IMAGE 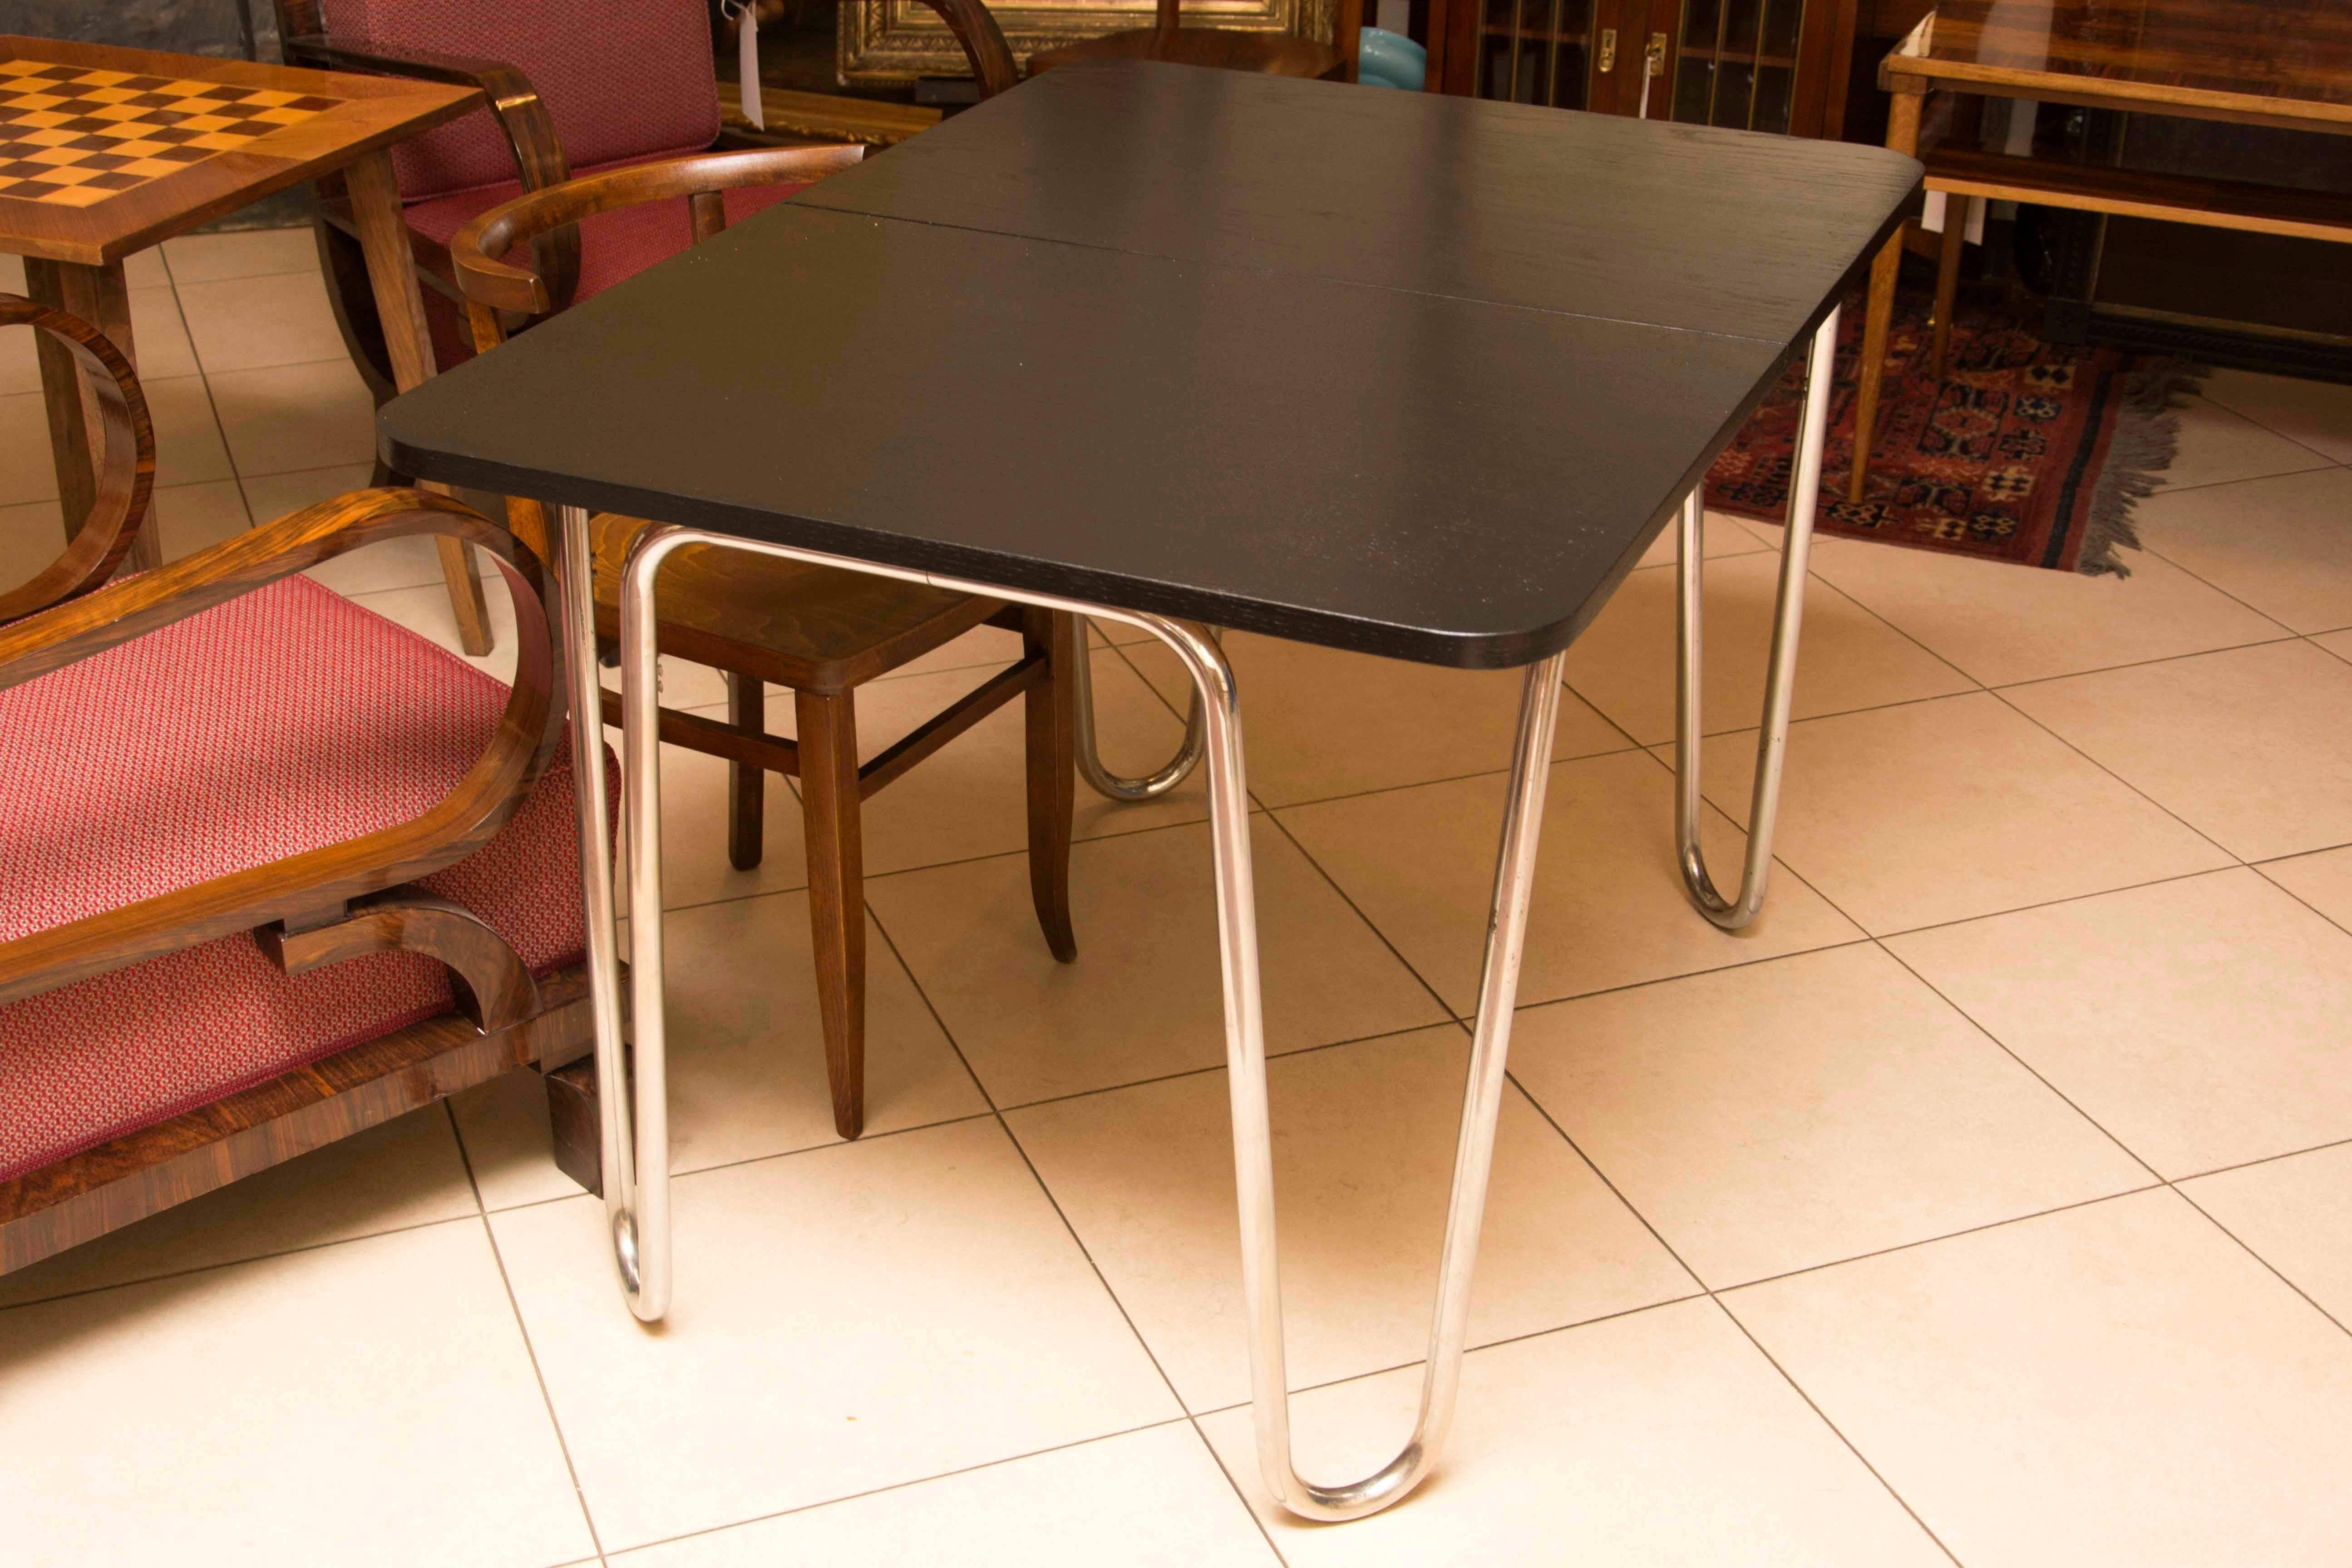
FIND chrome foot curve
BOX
[1072,620,1210,800]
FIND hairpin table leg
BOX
[554,503,656,1319]
[1071,620,1211,801]
[1187,635,1569,1520]
[611,526,1566,1520]
[1676,303,1840,932]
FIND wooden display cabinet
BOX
[1428,0,1859,140]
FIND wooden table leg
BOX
[344,146,494,657]
[1848,84,1923,504]
[1931,192,1969,380]
[24,255,160,575]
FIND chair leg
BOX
[1024,607,1080,963]
[796,687,867,1140]
[727,670,764,871]
[1930,194,1969,381]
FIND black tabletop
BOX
[381,64,1917,669]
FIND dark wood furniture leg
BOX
[1849,83,1923,503]
[796,685,867,1140]
[24,256,158,575]
[1025,608,1080,963]
[1931,193,1969,380]
[727,669,765,871]
[344,147,496,657]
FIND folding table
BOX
[380,60,1915,1521]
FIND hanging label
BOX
[732,1,764,129]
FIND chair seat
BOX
[1026,27,1342,78]
[589,512,1005,691]
[0,575,601,1183]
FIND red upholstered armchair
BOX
[0,296,604,1277]
[270,0,1019,382]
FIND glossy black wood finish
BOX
[381,64,1917,670]
[796,64,1921,345]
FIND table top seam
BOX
[784,197,1805,349]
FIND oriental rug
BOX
[1706,283,2202,575]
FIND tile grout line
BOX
[1870,944,2165,1185]
[1707,1297,1970,1566]
[1980,631,2304,693]
[0,1207,487,1318]
[443,1101,616,1568]
[1258,807,1470,1025]
[2178,381,2352,472]
[582,1412,1207,1562]
[858,896,1315,1560]
[859,903,1211,1410]
[1983,684,2246,864]
[1496,1017,1967,1563]
[2249,857,2352,945]
[1260,722,1970,1556]
[2170,1183,2352,1343]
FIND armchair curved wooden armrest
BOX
[0,296,153,625]
[914,0,1021,98]
[448,143,867,318]
[0,486,565,1009]
[281,29,582,309]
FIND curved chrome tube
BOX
[1208,645,1567,1520]
[554,503,661,1321]
[1676,303,1840,931]
[602,523,1569,1520]
[1071,621,1209,800]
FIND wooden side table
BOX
[1849,0,2352,502]
[0,35,491,649]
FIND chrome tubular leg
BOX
[1676,302,1840,931]
[1183,641,1567,1521]
[1072,620,1209,801]
[556,504,650,1315]
[613,525,700,1323]
[607,527,1567,1518]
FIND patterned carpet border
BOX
[1706,284,2206,576]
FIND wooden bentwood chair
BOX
[266,0,1020,651]
[0,295,602,1277]
[449,146,1081,1144]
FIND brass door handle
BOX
[1598,27,1617,73]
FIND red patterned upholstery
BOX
[322,0,722,200]
[0,574,600,1182]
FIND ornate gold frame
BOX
[838,0,1338,85]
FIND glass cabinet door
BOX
[1662,0,1808,135]
[1473,0,1601,110]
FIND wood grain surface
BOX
[1888,0,2352,132]
[0,34,474,265]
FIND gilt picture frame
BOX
[838,0,1339,84]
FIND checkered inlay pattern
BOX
[0,57,340,208]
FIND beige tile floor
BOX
[8,231,2352,1565]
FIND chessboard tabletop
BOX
[0,36,475,265]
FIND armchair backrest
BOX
[298,0,724,199]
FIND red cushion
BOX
[323,0,723,200]
[0,574,606,1182]
[408,164,810,372]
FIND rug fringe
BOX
[2077,356,2209,577]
